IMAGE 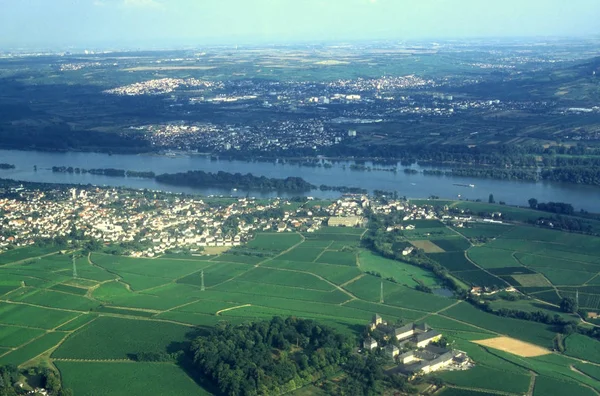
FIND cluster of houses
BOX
[0,186,326,257]
[363,314,470,377]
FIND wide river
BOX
[1,149,599,211]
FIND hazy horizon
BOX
[0,0,599,49]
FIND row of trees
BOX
[528,199,575,215]
[156,170,315,192]
[51,166,156,178]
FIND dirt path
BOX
[260,265,357,301]
[216,304,252,316]
[207,232,306,289]
[443,385,517,396]
[340,274,365,287]
[527,371,537,396]
[312,241,334,263]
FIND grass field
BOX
[56,361,210,396]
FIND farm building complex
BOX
[364,314,470,376]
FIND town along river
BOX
[1,149,600,212]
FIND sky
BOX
[0,0,599,49]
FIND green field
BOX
[0,247,61,265]
[533,375,597,396]
[0,331,67,366]
[358,250,440,287]
[441,302,557,347]
[56,361,210,396]
[467,246,522,269]
[52,317,191,360]
[0,325,45,348]
[315,250,357,266]
[0,212,598,395]
[246,232,303,251]
[439,366,531,394]
[564,334,600,364]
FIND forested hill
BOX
[188,317,405,396]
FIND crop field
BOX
[211,280,349,304]
[56,362,210,396]
[235,267,335,291]
[92,254,213,278]
[210,254,263,265]
[439,366,531,394]
[177,262,251,288]
[533,376,596,396]
[0,286,17,297]
[430,238,471,252]
[453,223,514,239]
[13,289,99,311]
[473,336,551,357]
[245,232,303,251]
[0,331,68,366]
[49,284,89,296]
[486,266,536,276]
[404,227,457,240]
[1,216,599,395]
[428,252,478,271]
[535,268,596,286]
[511,273,553,287]
[0,325,45,348]
[441,303,557,347]
[0,303,78,329]
[315,250,357,266]
[467,247,521,269]
[564,334,600,364]
[0,246,61,265]
[574,364,600,381]
[55,314,98,331]
[52,317,191,360]
[358,250,440,286]
[410,240,445,253]
[264,260,362,285]
[531,289,563,305]
[277,247,325,262]
[516,253,600,273]
[453,270,505,288]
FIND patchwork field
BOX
[0,224,598,395]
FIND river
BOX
[1,149,599,211]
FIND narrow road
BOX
[216,304,252,316]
